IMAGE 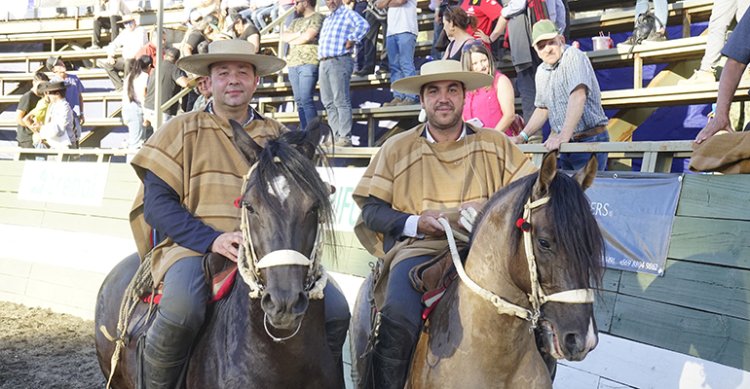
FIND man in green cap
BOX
[513,19,610,171]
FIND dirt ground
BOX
[0,302,104,389]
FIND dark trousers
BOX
[93,15,121,47]
[431,21,444,60]
[379,255,429,344]
[355,1,387,73]
[371,255,432,388]
[100,57,130,90]
[145,255,351,387]
[515,64,538,123]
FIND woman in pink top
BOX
[461,43,517,136]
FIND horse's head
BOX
[237,120,334,335]
[519,152,604,361]
[472,151,604,362]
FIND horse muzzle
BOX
[539,317,598,361]
[261,289,309,330]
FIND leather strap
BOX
[572,125,607,141]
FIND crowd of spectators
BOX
[13,0,748,167]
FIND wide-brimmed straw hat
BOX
[46,56,62,71]
[391,60,494,95]
[38,81,66,93]
[117,14,137,24]
[176,39,285,77]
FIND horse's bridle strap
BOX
[438,193,596,328]
[256,249,313,269]
[540,289,594,304]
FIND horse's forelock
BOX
[245,136,336,255]
[472,172,604,289]
[548,174,605,289]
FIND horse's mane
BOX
[474,172,604,289]
[247,130,336,251]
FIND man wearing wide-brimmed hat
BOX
[37,81,77,149]
[47,56,85,137]
[351,59,537,388]
[128,39,351,388]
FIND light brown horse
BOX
[351,152,604,388]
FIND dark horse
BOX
[95,125,343,388]
[350,152,605,388]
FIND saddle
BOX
[408,248,462,321]
[142,253,238,305]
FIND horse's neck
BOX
[418,279,539,379]
[454,280,535,346]
[437,243,537,357]
[463,243,530,308]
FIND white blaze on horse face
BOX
[268,175,291,202]
[585,318,598,351]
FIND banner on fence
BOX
[18,161,109,206]
[318,167,682,275]
[585,174,682,275]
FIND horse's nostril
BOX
[292,292,309,315]
[261,293,277,314]
[564,332,582,353]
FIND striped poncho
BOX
[129,110,287,286]
[352,123,537,306]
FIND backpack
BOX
[627,11,656,55]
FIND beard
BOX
[426,103,463,131]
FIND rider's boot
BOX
[326,317,350,388]
[371,314,417,389]
[141,312,194,389]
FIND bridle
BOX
[235,160,328,341]
[440,194,594,329]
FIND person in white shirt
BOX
[123,56,152,149]
[92,0,130,49]
[38,82,76,149]
[97,14,148,91]
[377,0,419,106]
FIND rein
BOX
[439,195,594,329]
[236,160,327,291]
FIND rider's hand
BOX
[417,210,445,237]
[211,231,243,262]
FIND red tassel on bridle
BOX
[515,218,531,232]
[234,196,243,208]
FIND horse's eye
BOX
[538,238,551,249]
[244,203,256,214]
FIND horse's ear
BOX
[230,119,262,163]
[572,154,597,191]
[534,150,558,198]
[299,117,330,159]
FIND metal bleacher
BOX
[0,0,738,153]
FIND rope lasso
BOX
[100,252,156,389]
